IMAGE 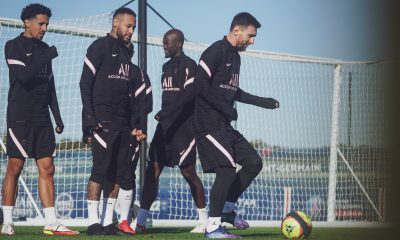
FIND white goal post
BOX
[0,14,392,227]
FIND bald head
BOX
[163,29,184,58]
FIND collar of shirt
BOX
[222,36,238,52]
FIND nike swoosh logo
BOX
[226,63,232,67]
[112,54,118,57]
[26,53,32,56]
[179,150,185,156]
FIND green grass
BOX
[0,226,397,239]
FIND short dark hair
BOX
[21,3,52,21]
[165,29,184,45]
[230,12,261,31]
[112,7,136,20]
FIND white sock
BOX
[197,207,208,225]
[136,208,149,226]
[43,207,58,225]
[101,198,116,227]
[223,201,236,213]
[2,206,14,224]
[206,216,221,232]
[87,200,100,226]
[117,189,133,222]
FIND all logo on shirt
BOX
[118,64,130,77]
[37,65,52,80]
[162,76,180,91]
[220,73,239,91]
[108,63,130,81]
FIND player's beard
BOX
[237,43,248,52]
[117,29,132,44]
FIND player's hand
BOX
[131,128,146,141]
[137,133,147,142]
[83,135,92,144]
[55,125,64,134]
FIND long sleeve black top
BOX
[5,33,62,128]
[156,54,197,137]
[193,36,279,135]
[79,34,146,132]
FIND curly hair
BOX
[20,3,52,21]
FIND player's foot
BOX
[221,211,249,229]
[190,223,206,233]
[135,224,146,234]
[103,223,124,235]
[87,223,104,235]
[1,223,15,235]
[43,223,80,235]
[118,220,136,235]
[205,226,241,238]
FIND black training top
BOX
[157,53,197,137]
[193,36,279,135]
[5,33,63,128]
[80,34,146,132]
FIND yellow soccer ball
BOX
[281,210,312,239]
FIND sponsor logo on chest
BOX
[108,63,130,81]
[220,73,239,91]
[162,76,180,91]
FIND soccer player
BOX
[193,12,279,238]
[1,3,79,236]
[80,7,146,235]
[135,29,208,233]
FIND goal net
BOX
[0,14,391,226]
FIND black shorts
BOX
[6,126,56,159]
[91,129,137,184]
[149,124,196,167]
[196,127,259,173]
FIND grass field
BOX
[0,226,397,239]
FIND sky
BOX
[0,0,397,61]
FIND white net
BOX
[0,14,391,225]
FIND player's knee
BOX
[38,164,55,177]
[244,156,263,174]
[180,165,195,179]
[89,173,105,185]
[6,164,23,176]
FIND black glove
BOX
[265,98,279,109]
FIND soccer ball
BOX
[281,210,312,239]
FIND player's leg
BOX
[178,137,207,233]
[206,166,241,238]
[1,157,24,235]
[114,131,137,235]
[35,126,79,235]
[222,132,263,229]
[136,126,165,233]
[2,127,32,235]
[86,129,113,235]
[180,163,208,233]
[98,131,129,235]
[196,132,241,238]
